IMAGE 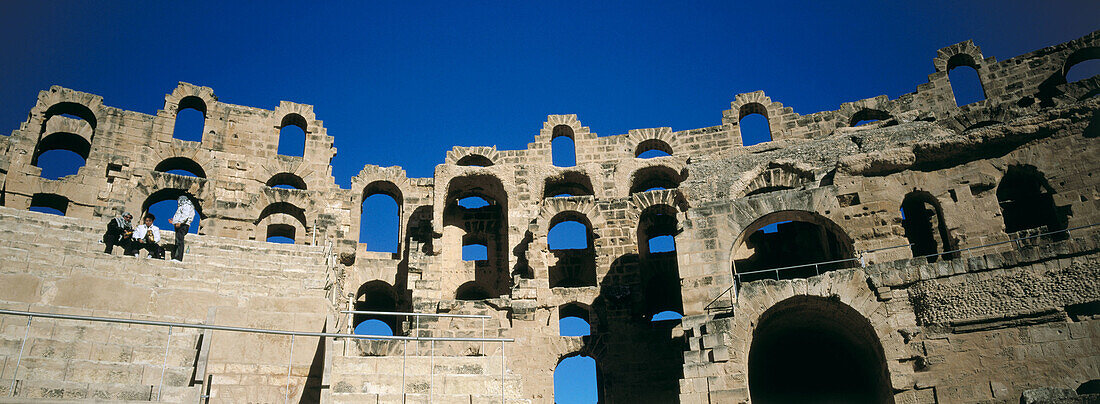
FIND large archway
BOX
[732,210,855,282]
[748,295,893,404]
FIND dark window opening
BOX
[266,223,295,244]
[559,303,592,337]
[455,281,493,301]
[143,189,202,235]
[277,114,307,157]
[548,212,597,288]
[849,109,891,127]
[733,212,854,282]
[552,125,576,167]
[947,55,985,106]
[44,102,97,130]
[354,280,400,335]
[154,157,206,178]
[267,172,307,190]
[456,154,494,167]
[748,296,893,404]
[444,174,509,296]
[172,96,206,142]
[555,356,599,404]
[1063,47,1100,83]
[635,139,673,158]
[638,205,683,320]
[629,166,682,194]
[997,165,1067,236]
[739,103,771,146]
[745,186,794,198]
[32,132,90,180]
[901,191,955,261]
[29,193,68,216]
[544,172,594,199]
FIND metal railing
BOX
[0,308,513,403]
[704,222,1100,311]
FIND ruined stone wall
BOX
[0,30,1097,403]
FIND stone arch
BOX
[731,162,816,199]
[138,188,205,228]
[997,164,1067,235]
[270,101,316,158]
[29,193,69,215]
[628,165,686,194]
[730,209,855,282]
[542,170,595,199]
[554,351,606,403]
[849,108,892,127]
[933,40,986,73]
[171,95,208,142]
[443,173,510,295]
[901,190,957,261]
[625,127,677,158]
[354,280,401,334]
[536,115,593,165]
[31,132,91,177]
[41,100,99,132]
[254,202,309,244]
[447,146,500,167]
[746,293,895,403]
[942,105,1011,134]
[154,157,207,178]
[1061,46,1100,81]
[266,172,307,190]
[545,209,599,288]
[455,281,494,300]
[558,302,595,336]
[636,204,684,319]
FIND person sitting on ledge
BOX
[126,213,165,259]
[103,211,133,254]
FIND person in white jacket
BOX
[168,196,196,262]
[126,213,165,259]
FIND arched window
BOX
[739,103,771,146]
[462,234,488,261]
[1063,47,1100,84]
[172,96,206,142]
[456,154,494,167]
[32,132,90,180]
[444,174,510,297]
[559,303,592,337]
[551,125,576,167]
[629,166,682,194]
[354,280,399,335]
[555,355,599,404]
[544,172,594,199]
[43,102,97,131]
[455,281,493,301]
[849,109,891,127]
[997,165,1065,235]
[548,212,597,288]
[277,114,307,157]
[266,223,295,244]
[900,191,954,261]
[266,172,307,190]
[154,157,206,178]
[360,181,402,253]
[638,205,683,321]
[947,54,985,106]
[29,193,68,216]
[732,211,855,282]
[143,190,202,235]
[635,139,673,159]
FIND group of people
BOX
[102,196,196,262]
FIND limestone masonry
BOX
[0,31,1099,403]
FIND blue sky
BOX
[4,3,1098,402]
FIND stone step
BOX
[331,392,531,404]
[0,377,198,402]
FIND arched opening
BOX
[997,165,1066,236]
[544,171,594,198]
[354,280,400,335]
[850,109,891,127]
[255,202,308,243]
[462,234,488,261]
[32,132,90,180]
[456,154,494,167]
[638,205,683,321]
[559,303,592,337]
[266,223,295,244]
[277,114,307,157]
[444,174,509,296]
[548,211,597,288]
[555,355,600,404]
[154,157,206,178]
[43,102,97,131]
[29,193,68,216]
[748,296,893,404]
[947,54,985,106]
[744,186,794,197]
[901,191,955,261]
[629,166,682,194]
[551,125,576,167]
[635,139,673,158]
[172,96,206,142]
[1063,47,1100,84]
[739,103,771,146]
[360,181,402,253]
[142,189,202,235]
[455,281,493,301]
[267,172,307,190]
[732,211,855,282]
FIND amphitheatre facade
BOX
[0,31,1098,403]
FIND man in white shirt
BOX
[126,213,165,259]
[168,196,196,262]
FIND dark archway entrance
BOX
[748,296,893,404]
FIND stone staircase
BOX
[330,349,528,404]
[0,206,334,402]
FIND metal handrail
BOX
[703,222,1100,311]
[0,309,511,342]
[340,310,492,319]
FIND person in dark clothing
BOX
[103,211,133,254]
[168,196,196,262]
[125,213,165,259]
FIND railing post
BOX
[415,316,420,355]
[480,317,486,355]
[501,341,505,404]
[402,339,407,404]
[9,316,31,397]
[774,269,780,281]
[158,325,173,401]
[284,335,294,404]
[429,340,434,402]
[814,263,819,276]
